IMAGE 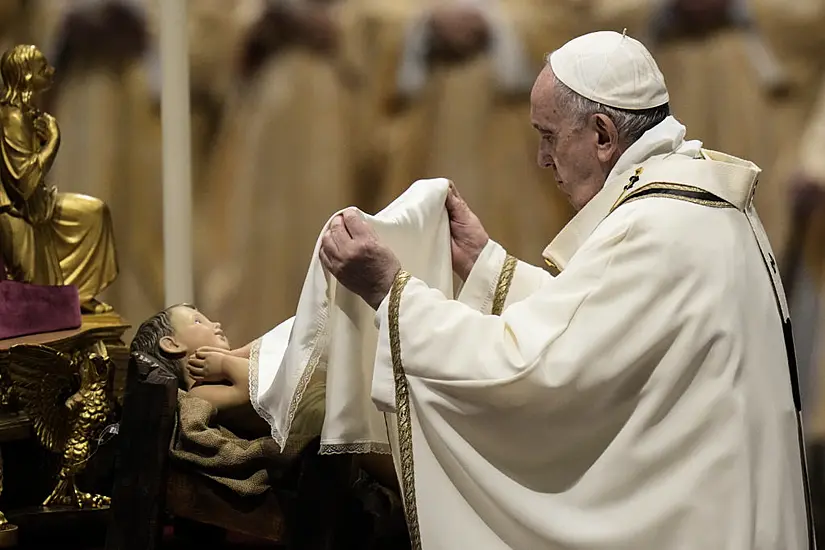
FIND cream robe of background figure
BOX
[362,0,580,264]
[588,0,825,262]
[793,80,825,448]
[199,0,370,346]
[33,0,263,336]
[28,0,160,330]
[0,1,32,52]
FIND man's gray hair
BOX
[550,70,670,146]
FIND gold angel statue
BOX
[0,44,118,313]
[7,340,114,508]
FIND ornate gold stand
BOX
[0,312,129,545]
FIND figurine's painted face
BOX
[28,50,54,92]
[159,306,231,357]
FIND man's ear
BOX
[591,113,620,163]
[159,335,185,356]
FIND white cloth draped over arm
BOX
[251,178,456,456]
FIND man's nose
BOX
[537,151,554,170]
[537,141,554,169]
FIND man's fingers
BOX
[446,181,467,213]
[188,357,205,368]
[341,208,371,238]
[319,247,335,273]
[328,214,349,243]
[321,230,340,256]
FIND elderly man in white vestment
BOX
[319,31,813,549]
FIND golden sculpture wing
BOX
[7,344,76,453]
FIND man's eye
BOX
[194,319,201,324]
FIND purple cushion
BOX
[0,280,82,340]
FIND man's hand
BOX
[446,182,489,280]
[187,347,229,383]
[319,209,401,310]
[428,6,489,61]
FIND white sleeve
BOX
[456,239,553,314]
[371,210,681,416]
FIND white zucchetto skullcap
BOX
[549,30,669,111]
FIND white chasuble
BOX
[371,118,810,548]
[249,178,455,456]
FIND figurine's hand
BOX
[36,113,59,143]
[196,346,231,355]
[34,117,50,142]
[446,182,489,280]
[187,349,227,383]
[319,209,401,310]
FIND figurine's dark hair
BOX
[130,303,197,389]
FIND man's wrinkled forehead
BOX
[530,66,559,130]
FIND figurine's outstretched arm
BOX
[189,356,251,412]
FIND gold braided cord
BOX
[491,254,517,316]
[388,270,422,550]
[610,182,733,214]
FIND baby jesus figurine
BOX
[131,304,398,490]
[130,303,296,440]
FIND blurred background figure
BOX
[646,0,825,266]
[36,0,160,338]
[196,0,370,345]
[0,1,32,52]
[791,77,825,544]
[361,0,580,265]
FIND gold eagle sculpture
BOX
[7,340,114,508]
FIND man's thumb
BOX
[446,181,469,215]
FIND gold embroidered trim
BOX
[492,254,517,316]
[619,192,730,210]
[389,270,422,550]
[610,181,733,214]
[319,441,392,455]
